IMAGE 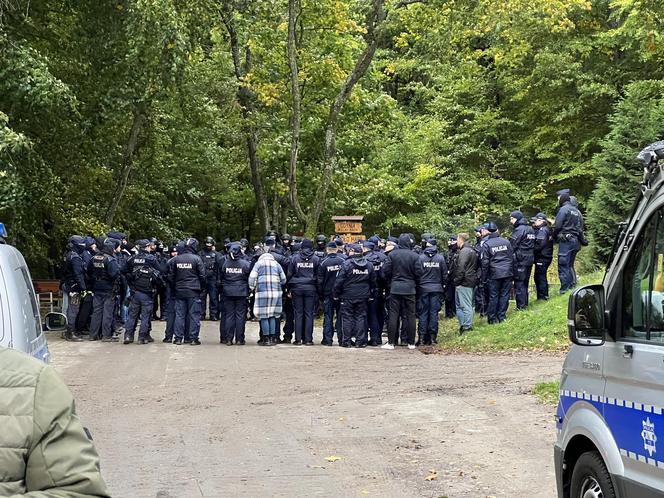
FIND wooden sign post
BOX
[332,216,365,244]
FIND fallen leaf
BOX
[325,455,342,462]
[425,470,438,481]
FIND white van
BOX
[556,141,664,497]
[0,224,63,362]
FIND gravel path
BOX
[48,321,563,498]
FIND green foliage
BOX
[532,381,561,405]
[586,80,664,263]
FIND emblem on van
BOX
[641,417,657,457]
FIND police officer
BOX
[168,238,206,345]
[62,236,87,342]
[381,234,422,349]
[87,238,122,342]
[474,226,490,316]
[199,236,219,321]
[334,243,376,348]
[480,223,514,324]
[281,233,293,256]
[417,239,447,345]
[317,242,344,345]
[509,211,536,310]
[162,244,179,343]
[74,237,97,335]
[287,238,320,345]
[444,236,458,319]
[122,240,162,344]
[554,189,584,294]
[314,234,327,259]
[218,243,252,345]
[364,238,388,346]
[108,231,130,336]
[152,240,168,320]
[532,213,554,300]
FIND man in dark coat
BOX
[380,233,422,349]
[452,233,479,334]
[317,242,344,345]
[417,239,447,345]
[167,238,206,345]
[554,189,584,294]
[62,236,87,342]
[481,223,514,324]
[444,236,458,319]
[218,243,252,345]
[87,237,122,342]
[532,213,554,300]
[287,239,320,345]
[334,244,376,348]
[509,211,536,310]
[363,239,388,346]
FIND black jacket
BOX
[534,224,554,262]
[63,248,87,293]
[167,247,206,298]
[218,256,251,297]
[333,255,376,301]
[553,201,583,240]
[86,247,120,294]
[365,250,388,289]
[509,219,536,267]
[287,248,320,292]
[380,234,422,295]
[480,233,514,281]
[199,249,219,279]
[123,250,162,294]
[418,248,447,293]
[317,253,345,298]
[452,242,479,288]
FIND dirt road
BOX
[49,321,562,498]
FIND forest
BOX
[0,0,662,277]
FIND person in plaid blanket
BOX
[249,249,287,346]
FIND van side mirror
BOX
[44,312,67,332]
[568,284,605,346]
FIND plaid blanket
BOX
[249,253,287,319]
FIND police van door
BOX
[603,207,664,495]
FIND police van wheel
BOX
[570,451,616,498]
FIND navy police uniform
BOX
[509,211,535,310]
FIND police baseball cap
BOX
[326,242,337,249]
[486,222,498,232]
[362,240,376,250]
[534,212,547,220]
[510,211,524,220]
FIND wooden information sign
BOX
[333,216,365,244]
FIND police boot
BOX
[64,329,83,342]
[123,333,134,345]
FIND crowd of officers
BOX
[61,189,585,348]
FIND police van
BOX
[0,223,63,363]
[556,141,664,497]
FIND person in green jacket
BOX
[0,346,109,497]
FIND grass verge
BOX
[532,380,561,405]
[437,271,603,353]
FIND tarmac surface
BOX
[48,320,563,498]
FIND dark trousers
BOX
[340,299,368,346]
[534,259,551,300]
[222,296,247,343]
[367,294,384,344]
[164,288,175,340]
[153,285,167,319]
[200,277,218,319]
[281,294,294,340]
[445,284,456,318]
[388,294,416,345]
[90,292,115,339]
[75,293,93,333]
[487,278,511,323]
[418,292,442,343]
[66,292,80,332]
[514,264,533,310]
[322,296,341,344]
[558,239,580,293]
[292,290,316,343]
[125,291,154,340]
[175,296,201,340]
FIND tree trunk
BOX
[105,105,147,226]
[222,3,271,234]
[287,0,307,225]
[304,0,386,236]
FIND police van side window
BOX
[622,209,664,343]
